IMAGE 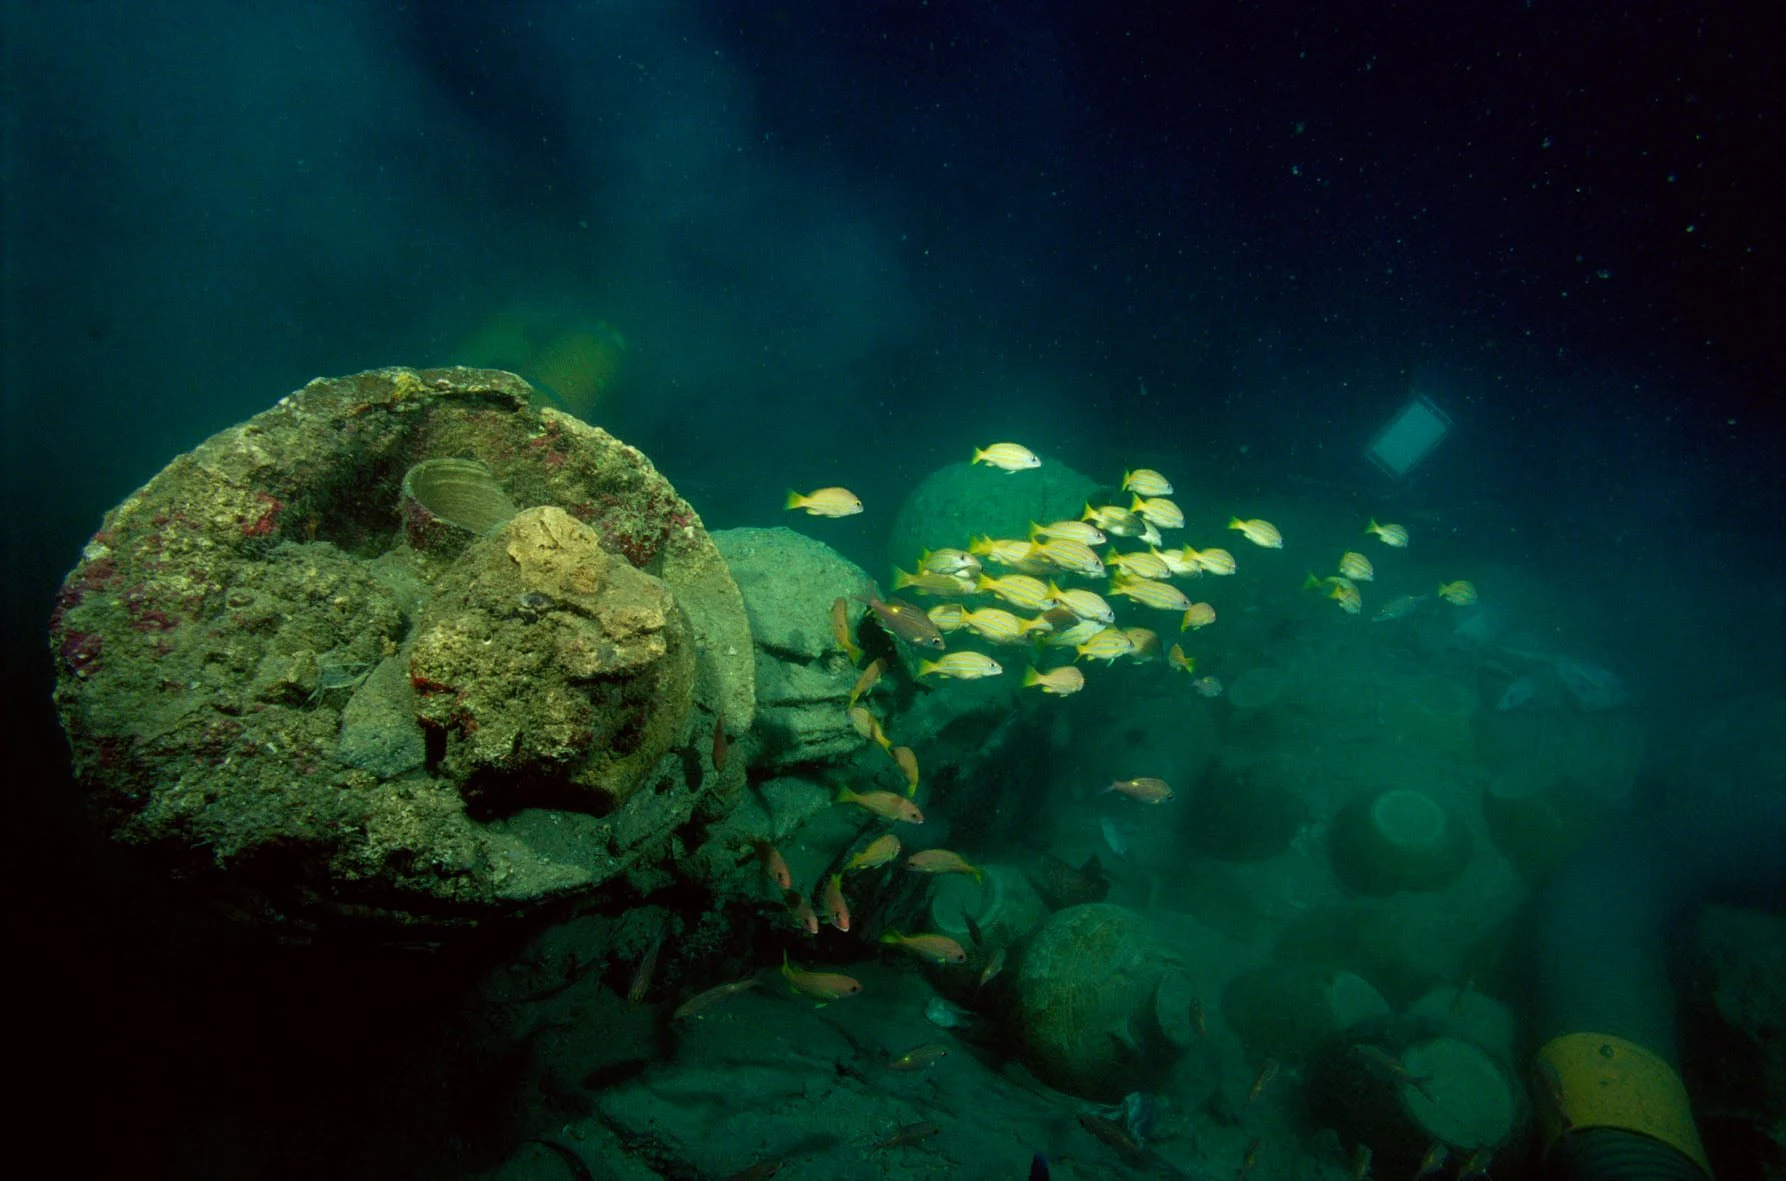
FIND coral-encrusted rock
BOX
[48,366,753,937]
[409,506,694,807]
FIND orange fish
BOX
[1413,1142,1449,1180]
[781,951,861,1002]
[887,1043,950,1071]
[1437,579,1478,606]
[1354,1043,1437,1103]
[1023,665,1086,696]
[891,567,978,596]
[845,833,902,872]
[789,892,819,935]
[848,658,884,707]
[971,442,1041,471]
[785,486,863,517]
[905,848,984,882]
[820,873,851,932]
[1077,1114,1146,1159]
[830,597,862,664]
[1229,516,1283,548]
[1239,1137,1262,1179]
[1365,518,1409,547]
[872,1122,942,1150]
[1245,1058,1280,1110]
[627,920,668,1004]
[724,1159,783,1181]
[976,945,1007,991]
[891,745,920,795]
[757,842,792,891]
[1104,776,1175,804]
[672,978,756,1020]
[879,931,969,964]
[837,786,924,824]
[1179,602,1216,630]
[867,593,946,650]
[711,715,731,771]
[848,705,894,751]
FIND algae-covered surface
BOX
[50,367,753,933]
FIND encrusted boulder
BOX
[713,526,873,771]
[1012,903,1188,1100]
[409,506,694,807]
[49,367,753,936]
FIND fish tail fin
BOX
[1227,516,1243,529]
[1022,666,1040,687]
[1303,572,1321,590]
[784,490,806,510]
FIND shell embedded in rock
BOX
[402,457,518,538]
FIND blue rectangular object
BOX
[1366,395,1451,477]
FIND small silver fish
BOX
[1496,675,1541,711]
[925,995,977,1029]
[1099,815,1130,858]
[1554,656,1628,711]
[1372,593,1430,622]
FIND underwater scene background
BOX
[4,3,1782,1179]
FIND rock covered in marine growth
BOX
[408,505,694,807]
[1012,903,1188,1101]
[713,526,874,770]
[48,366,753,936]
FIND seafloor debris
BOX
[50,366,753,935]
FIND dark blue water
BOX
[5,3,1780,1177]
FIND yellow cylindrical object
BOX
[1536,1032,1712,1177]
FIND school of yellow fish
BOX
[756,444,1479,1005]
